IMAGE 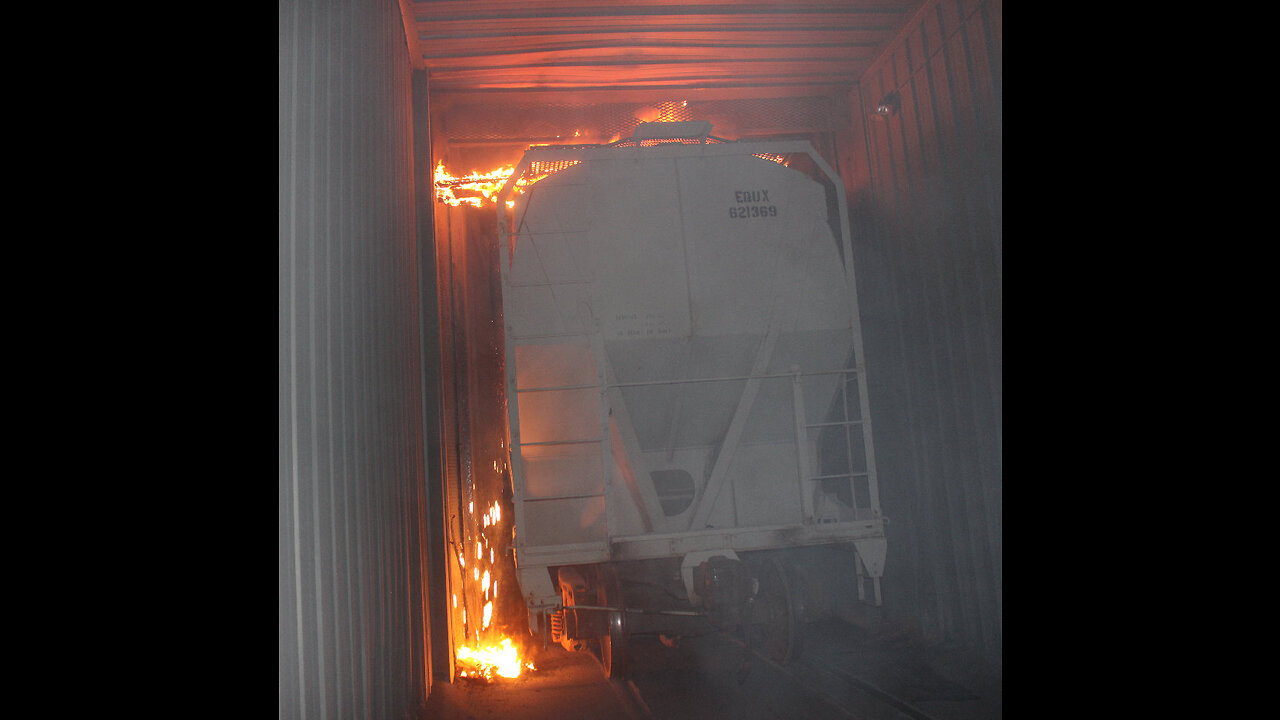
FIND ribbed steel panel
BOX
[280,1,433,718]
[849,0,1001,666]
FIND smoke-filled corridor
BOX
[280,1,1000,718]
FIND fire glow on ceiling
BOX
[433,97,827,208]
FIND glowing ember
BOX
[456,638,535,680]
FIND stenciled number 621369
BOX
[729,205,777,219]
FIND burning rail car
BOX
[495,122,887,678]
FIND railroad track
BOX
[622,626,992,720]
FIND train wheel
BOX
[595,564,630,679]
[746,555,803,664]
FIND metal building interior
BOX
[280,0,1001,717]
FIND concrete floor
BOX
[425,643,648,720]
[425,618,1001,720]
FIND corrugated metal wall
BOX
[279,0,434,718]
[848,0,1002,665]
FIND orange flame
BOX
[452,489,535,682]
[434,159,581,207]
[434,162,514,207]
[456,637,536,680]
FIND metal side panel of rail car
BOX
[496,122,887,678]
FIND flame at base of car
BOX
[452,496,535,681]
[456,637,536,680]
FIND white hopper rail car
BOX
[496,122,887,677]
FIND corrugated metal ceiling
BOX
[400,0,929,93]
